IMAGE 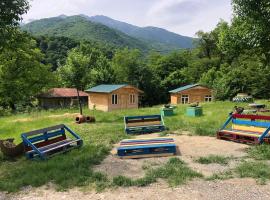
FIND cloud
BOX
[147,0,205,25]
[146,0,232,36]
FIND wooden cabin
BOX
[169,84,213,105]
[38,88,88,109]
[85,84,143,112]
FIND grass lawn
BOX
[0,100,269,192]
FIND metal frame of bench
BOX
[217,114,270,144]
[21,124,83,159]
[124,115,166,134]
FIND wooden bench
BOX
[117,137,176,159]
[217,114,270,144]
[21,124,83,159]
[124,115,166,134]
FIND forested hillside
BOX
[1,0,270,113]
[87,15,194,50]
[22,14,195,53]
[22,15,149,51]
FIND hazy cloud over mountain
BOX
[23,0,232,36]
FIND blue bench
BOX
[124,115,166,134]
[117,137,177,159]
[21,124,83,159]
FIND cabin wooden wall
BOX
[108,87,139,111]
[88,93,109,111]
[39,97,88,109]
[88,86,140,112]
[170,86,213,104]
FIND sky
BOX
[23,0,232,37]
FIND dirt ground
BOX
[2,133,270,200]
[12,113,78,123]
[3,178,270,200]
[94,133,248,178]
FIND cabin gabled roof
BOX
[85,84,127,93]
[38,88,89,98]
[169,84,207,93]
[86,84,143,93]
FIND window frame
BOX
[204,95,212,102]
[112,94,118,105]
[181,94,189,104]
[129,94,135,104]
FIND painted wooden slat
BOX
[121,137,173,142]
[120,142,175,147]
[28,129,64,143]
[259,126,270,143]
[23,124,65,136]
[121,139,174,144]
[125,115,161,120]
[232,125,266,133]
[119,153,174,159]
[232,119,270,128]
[221,130,260,137]
[126,121,161,127]
[232,114,270,121]
[118,143,176,150]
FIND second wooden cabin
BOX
[85,84,143,112]
[169,84,213,104]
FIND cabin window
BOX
[181,95,189,104]
[129,94,135,104]
[205,95,212,102]
[112,94,118,105]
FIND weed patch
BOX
[247,144,270,160]
[195,155,231,165]
[235,161,270,184]
[206,170,234,181]
[113,158,203,187]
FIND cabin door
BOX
[121,94,128,109]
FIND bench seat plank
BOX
[27,139,81,154]
[221,129,261,138]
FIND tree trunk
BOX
[76,88,83,115]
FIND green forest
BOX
[1,0,270,112]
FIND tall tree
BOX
[58,43,113,114]
[233,0,270,64]
[0,0,30,50]
[112,48,143,86]
[0,34,55,110]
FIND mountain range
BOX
[22,14,195,53]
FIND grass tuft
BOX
[247,144,270,160]
[112,158,202,187]
[195,155,231,165]
[235,161,270,184]
[205,170,234,181]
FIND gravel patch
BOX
[94,133,249,177]
[9,178,270,200]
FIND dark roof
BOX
[169,84,204,93]
[38,88,89,98]
[85,84,128,93]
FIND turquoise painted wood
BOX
[161,107,174,116]
[186,106,203,117]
